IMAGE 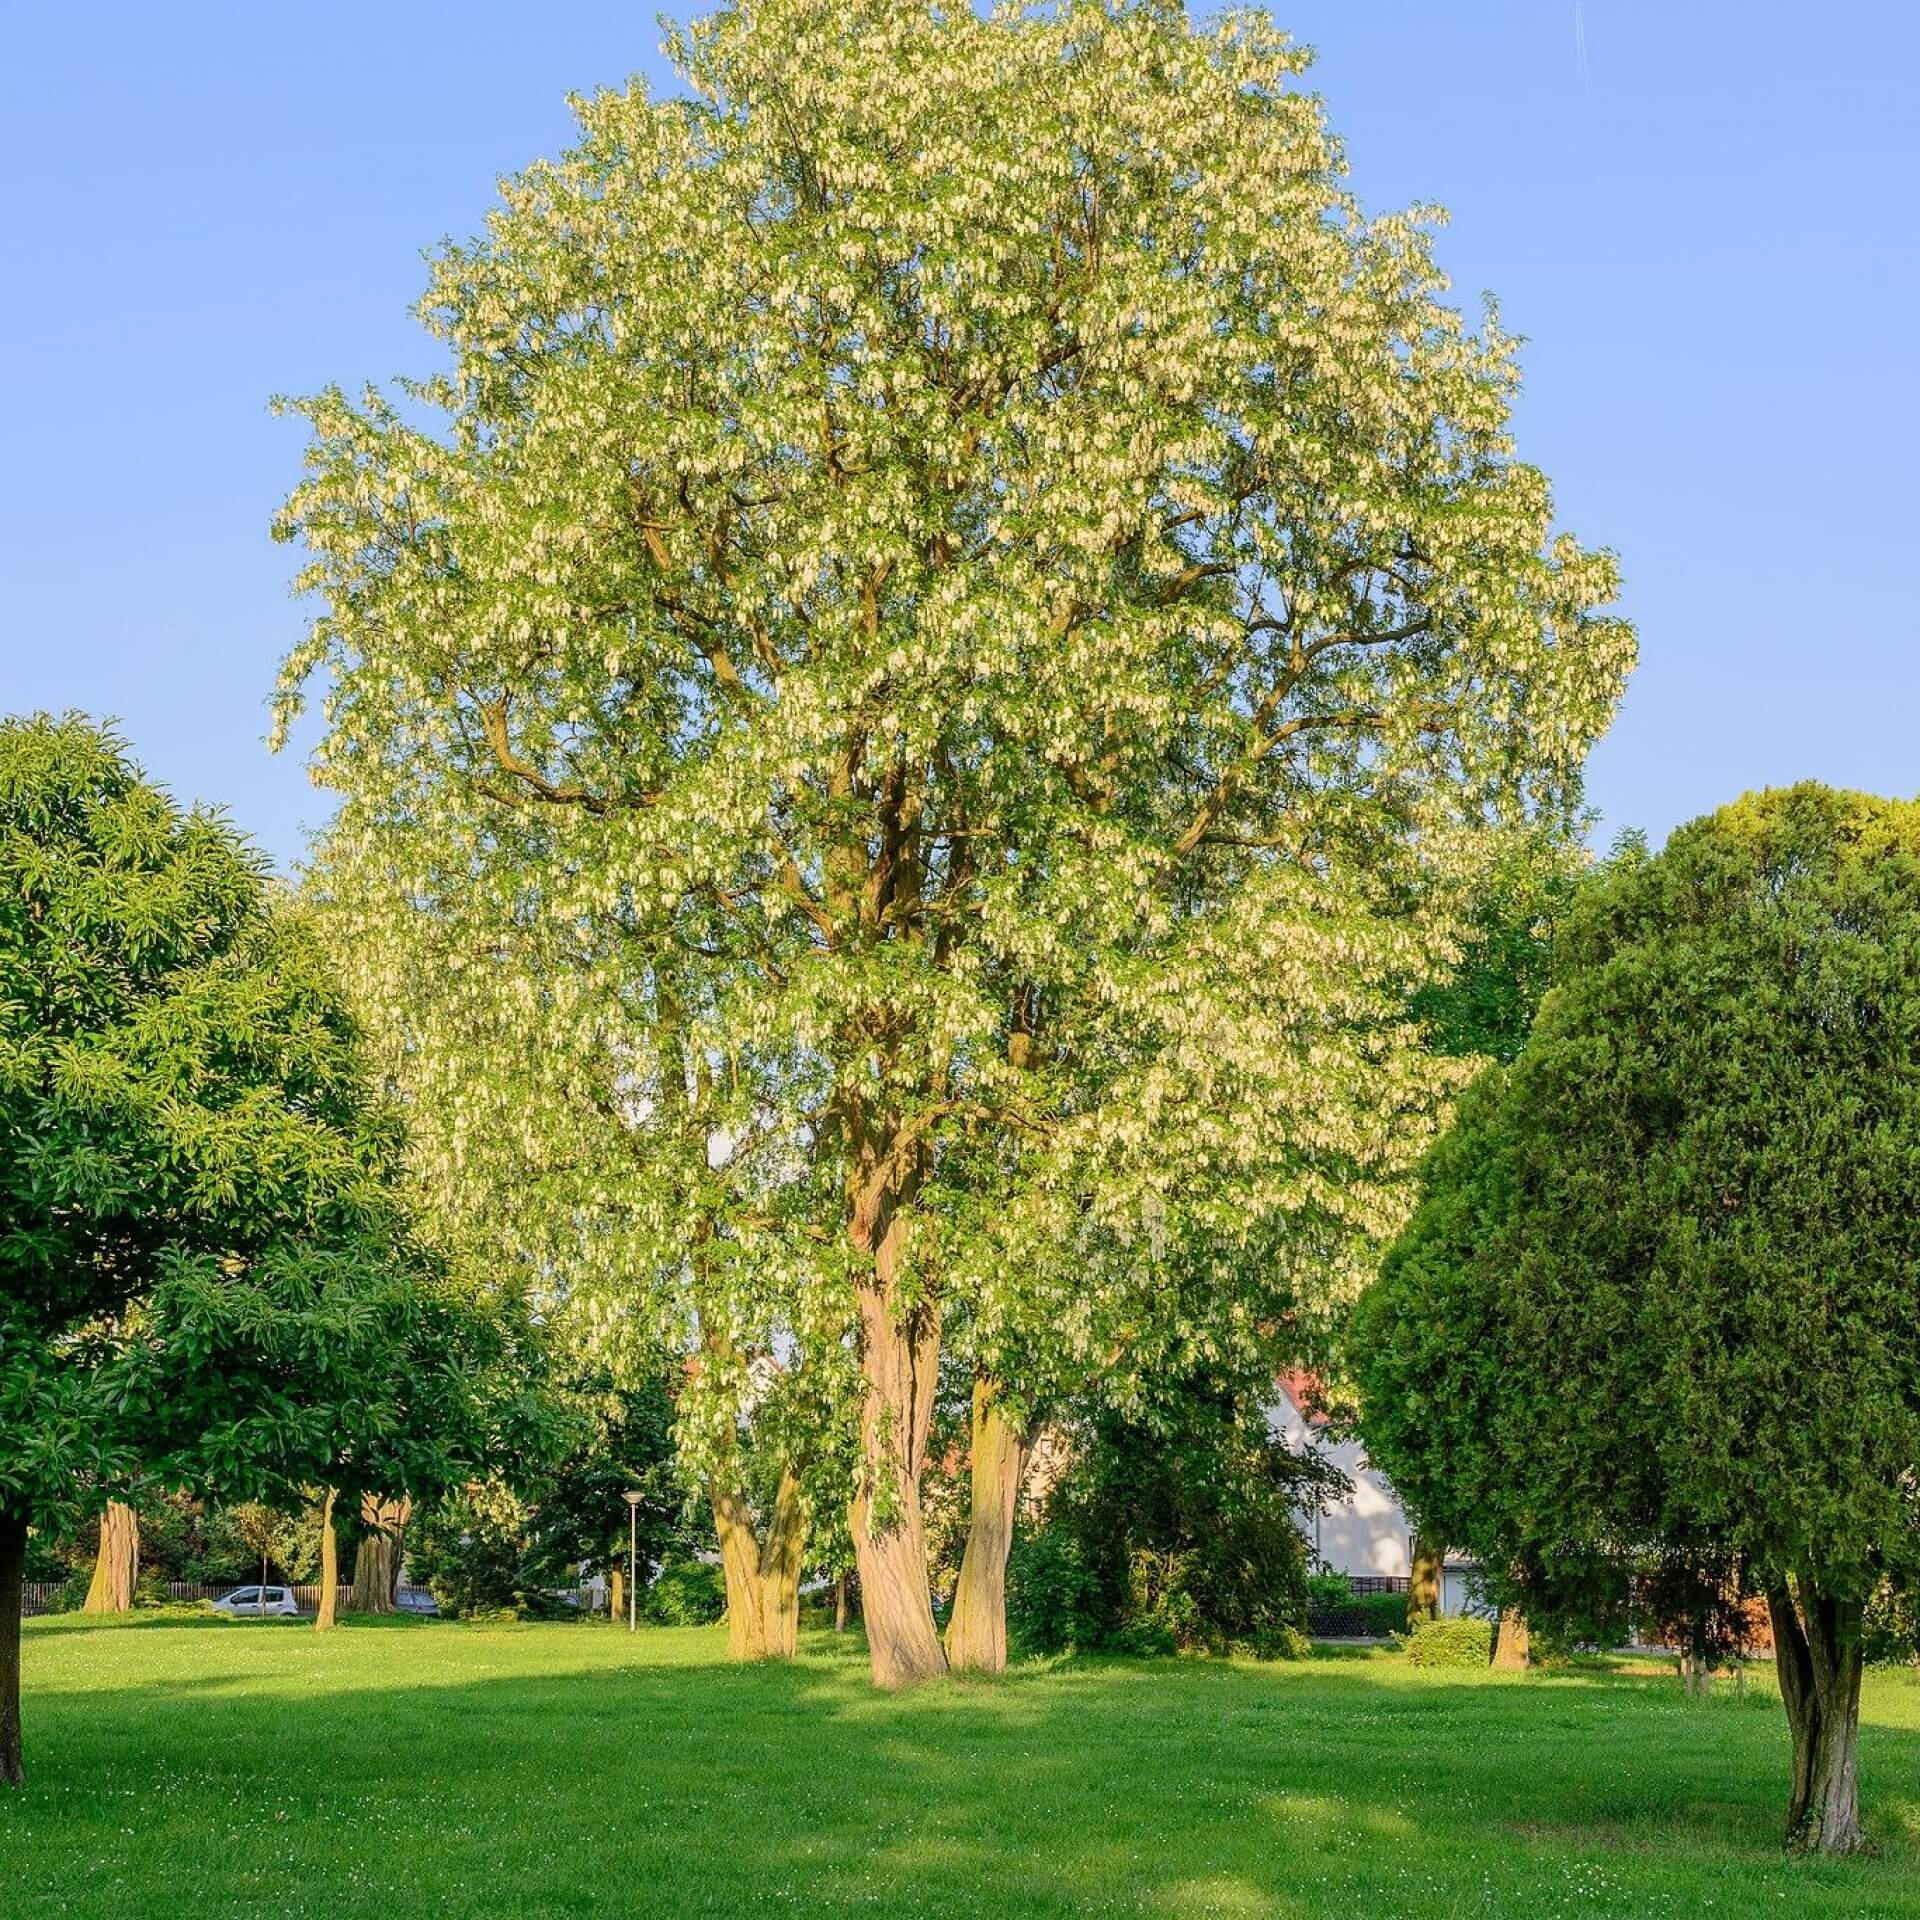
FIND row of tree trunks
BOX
[350,1494,409,1614]
[0,1507,24,1786]
[946,1378,1037,1674]
[82,1502,139,1614]
[313,1489,340,1632]
[1769,1584,1867,1855]
[848,1156,947,1688]
[711,1467,807,1661]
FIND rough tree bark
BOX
[0,1507,25,1787]
[350,1494,409,1614]
[945,1376,1037,1674]
[1491,1604,1531,1671]
[1407,1536,1443,1629]
[314,1489,339,1632]
[81,1502,139,1614]
[1768,1584,1868,1855]
[847,1154,946,1688]
[712,1467,807,1661]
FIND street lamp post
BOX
[623,1492,642,1633]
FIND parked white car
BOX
[211,1585,298,1618]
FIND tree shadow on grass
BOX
[6,1630,1920,1919]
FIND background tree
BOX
[1355,787,1920,1855]
[275,0,1632,1688]
[0,713,452,1782]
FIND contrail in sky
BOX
[1574,1,1590,86]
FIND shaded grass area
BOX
[5,1619,1920,1916]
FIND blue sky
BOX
[2,2,1913,871]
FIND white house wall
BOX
[1270,1384,1412,1580]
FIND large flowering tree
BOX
[275,0,1633,1685]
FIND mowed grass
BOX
[7,1620,1920,1918]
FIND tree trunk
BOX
[350,1494,409,1614]
[0,1507,25,1787]
[1492,1604,1531,1671]
[82,1502,139,1614]
[314,1489,339,1632]
[609,1566,625,1624]
[712,1467,807,1661]
[833,1572,849,1632]
[946,1376,1036,1674]
[1769,1585,1868,1855]
[1407,1536,1443,1628]
[847,1154,946,1690]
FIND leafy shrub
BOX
[1863,1581,1920,1667]
[1402,1616,1493,1667]
[1006,1525,1100,1654]
[1007,1380,1316,1660]
[647,1557,727,1626]
[408,1486,529,1618]
[1305,1571,1354,1611]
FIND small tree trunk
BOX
[1492,1604,1531,1671]
[833,1572,849,1633]
[609,1567,625,1624]
[1407,1537,1443,1628]
[946,1377,1035,1674]
[314,1490,339,1632]
[82,1502,139,1614]
[1769,1584,1868,1855]
[0,1507,26,1786]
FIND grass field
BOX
[6,1617,1920,1917]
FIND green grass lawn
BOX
[6,1618,1920,1917]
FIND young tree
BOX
[275,0,1631,1686]
[1355,787,1920,1855]
[0,714,451,1781]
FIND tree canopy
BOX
[274,0,1632,1686]
[0,713,474,1779]
[1355,785,1920,1854]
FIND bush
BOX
[1305,1571,1354,1611]
[1006,1526,1100,1654]
[647,1557,727,1626]
[1006,1380,1315,1661]
[1863,1580,1920,1667]
[408,1486,529,1618]
[1402,1616,1493,1668]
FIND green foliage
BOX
[516,1370,696,1589]
[1305,1571,1356,1612]
[409,1484,530,1618]
[1863,1583,1920,1669]
[1008,1384,1315,1660]
[645,1558,727,1627]
[1402,1616,1493,1668]
[1357,786,1920,1621]
[221,1501,320,1586]
[0,712,486,1544]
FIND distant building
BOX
[1270,1372,1482,1615]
